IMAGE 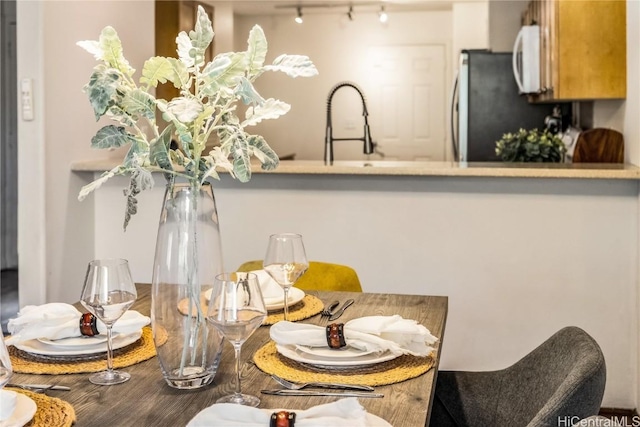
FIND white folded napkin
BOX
[251,269,285,301]
[5,303,150,345]
[187,397,391,427]
[270,315,438,357]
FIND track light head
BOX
[347,5,353,21]
[295,7,303,24]
[379,6,388,23]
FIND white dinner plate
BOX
[0,393,37,427]
[15,330,142,356]
[264,287,305,311]
[36,334,109,349]
[205,286,305,312]
[294,344,378,359]
[275,343,398,367]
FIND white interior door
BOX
[366,45,447,161]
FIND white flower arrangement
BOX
[77,6,317,228]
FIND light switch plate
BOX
[21,78,34,121]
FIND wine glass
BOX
[0,337,12,389]
[80,259,137,385]
[263,233,309,321]
[207,272,266,406]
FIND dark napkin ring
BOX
[326,323,347,349]
[270,411,296,427]
[79,313,99,336]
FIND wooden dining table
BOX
[9,284,448,427]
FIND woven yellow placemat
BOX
[8,326,165,375]
[4,388,76,427]
[263,295,323,326]
[253,341,435,386]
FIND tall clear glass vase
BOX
[151,182,224,389]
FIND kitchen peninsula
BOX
[71,159,640,409]
[72,158,640,179]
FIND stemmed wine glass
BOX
[207,272,266,407]
[80,259,137,385]
[263,233,309,321]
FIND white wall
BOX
[452,1,489,60]
[212,2,233,54]
[489,0,527,52]
[88,172,639,408]
[627,0,640,414]
[16,0,46,306]
[16,0,155,303]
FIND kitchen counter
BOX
[71,158,640,180]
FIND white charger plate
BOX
[275,343,398,367]
[15,330,142,356]
[36,334,109,349]
[204,287,305,312]
[0,393,37,427]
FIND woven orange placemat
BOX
[253,341,435,386]
[263,295,323,326]
[4,388,76,427]
[8,326,165,375]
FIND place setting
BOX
[186,397,392,427]
[4,259,153,376]
[1,317,76,427]
[253,314,440,387]
[191,273,392,426]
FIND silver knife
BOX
[262,389,383,398]
[328,299,354,321]
[8,383,71,391]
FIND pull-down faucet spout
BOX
[324,81,374,165]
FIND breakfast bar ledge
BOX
[71,159,640,180]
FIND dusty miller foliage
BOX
[77,6,318,229]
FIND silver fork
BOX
[321,300,340,319]
[7,383,70,393]
[271,374,374,392]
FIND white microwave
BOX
[512,25,541,94]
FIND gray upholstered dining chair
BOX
[429,326,606,427]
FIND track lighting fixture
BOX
[347,5,353,21]
[379,6,388,23]
[295,7,303,24]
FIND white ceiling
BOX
[229,0,457,16]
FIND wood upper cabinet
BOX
[524,0,626,102]
[155,1,214,102]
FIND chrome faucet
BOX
[324,81,374,165]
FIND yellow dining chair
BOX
[237,260,363,292]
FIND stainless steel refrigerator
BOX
[451,50,570,162]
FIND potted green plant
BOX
[495,128,566,162]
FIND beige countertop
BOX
[70,158,640,180]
